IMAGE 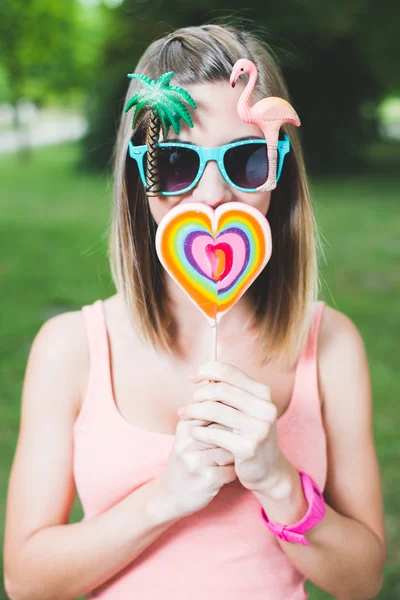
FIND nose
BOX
[191,159,233,208]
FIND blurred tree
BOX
[0,0,105,153]
[82,0,399,173]
[0,64,10,102]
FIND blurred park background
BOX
[0,1,399,598]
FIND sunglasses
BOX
[127,133,290,195]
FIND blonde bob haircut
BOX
[110,22,324,368]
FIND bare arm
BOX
[6,477,180,600]
[3,313,181,600]
[252,308,386,600]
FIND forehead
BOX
[163,81,263,142]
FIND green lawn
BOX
[0,142,399,599]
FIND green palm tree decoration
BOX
[124,71,197,196]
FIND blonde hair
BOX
[109,22,324,368]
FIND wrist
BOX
[145,476,183,525]
[252,460,309,525]
[259,471,327,546]
[251,452,297,499]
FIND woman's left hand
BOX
[179,361,288,494]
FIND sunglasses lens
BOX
[224,143,268,189]
[144,146,199,193]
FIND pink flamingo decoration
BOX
[230,58,301,192]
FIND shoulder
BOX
[28,308,90,419]
[318,302,367,364]
[318,304,372,435]
[318,303,369,413]
[35,308,87,346]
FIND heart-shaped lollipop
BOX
[155,202,272,327]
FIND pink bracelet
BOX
[260,471,326,546]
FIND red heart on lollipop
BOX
[205,242,234,281]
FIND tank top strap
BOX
[301,300,325,363]
[75,299,113,429]
[82,299,109,364]
[292,300,325,416]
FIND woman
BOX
[4,23,386,600]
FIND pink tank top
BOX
[73,299,327,599]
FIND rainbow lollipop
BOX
[155,201,272,358]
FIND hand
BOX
[179,361,286,494]
[156,417,237,520]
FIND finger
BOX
[192,382,277,421]
[191,361,271,401]
[198,447,235,467]
[216,464,237,485]
[190,425,251,458]
[188,401,274,437]
[184,400,253,434]
[206,421,240,435]
[176,418,219,449]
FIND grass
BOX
[0,141,399,599]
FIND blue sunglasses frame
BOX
[127,133,291,195]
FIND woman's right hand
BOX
[156,418,237,519]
